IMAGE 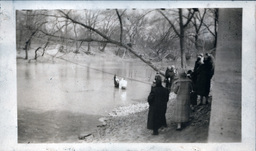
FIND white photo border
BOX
[0,1,255,151]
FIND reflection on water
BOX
[17,59,155,143]
[120,90,127,101]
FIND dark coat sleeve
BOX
[164,69,169,78]
[147,88,155,106]
[165,88,170,102]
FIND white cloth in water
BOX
[119,78,127,89]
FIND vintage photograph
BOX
[16,8,241,143]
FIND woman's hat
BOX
[197,53,203,59]
[155,75,162,85]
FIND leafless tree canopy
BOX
[16,8,218,71]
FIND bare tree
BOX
[23,11,48,59]
[190,8,207,50]
[54,9,164,73]
[204,8,218,48]
[158,8,197,68]
[18,9,215,74]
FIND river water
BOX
[17,57,156,143]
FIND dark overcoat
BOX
[165,69,176,91]
[192,58,201,85]
[195,56,214,97]
[147,85,169,130]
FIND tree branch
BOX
[197,8,207,31]
[202,21,215,37]
[58,10,110,41]
[183,9,196,28]
[157,10,180,37]
[115,9,123,43]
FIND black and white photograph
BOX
[0,1,255,151]
[16,7,241,143]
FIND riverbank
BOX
[17,47,210,143]
[81,93,211,143]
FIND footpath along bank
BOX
[81,93,211,143]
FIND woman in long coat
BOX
[172,69,193,130]
[195,53,214,105]
[192,53,204,85]
[147,75,169,135]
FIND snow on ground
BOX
[108,92,177,117]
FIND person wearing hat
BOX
[172,69,193,130]
[151,71,159,89]
[191,53,204,105]
[164,65,176,92]
[193,52,215,105]
[194,53,204,70]
[147,75,169,135]
[198,53,214,104]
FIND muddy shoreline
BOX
[81,93,211,143]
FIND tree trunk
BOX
[42,38,50,56]
[214,9,219,48]
[65,19,68,50]
[195,34,199,50]
[18,29,23,50]
[116,9,123,43]
[87,42,91,52]
[179,9,186,68]
[25,48,28,59]
[73,23,79,53]
[34,47,41,60]
[78,41,84,52]
[24,40,31,60]
[99,43,107,52]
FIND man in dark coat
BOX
[147,75,169,135]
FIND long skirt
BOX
[172,98,190,123]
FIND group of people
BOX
[190,53,215,106]
[147,53,215,135]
